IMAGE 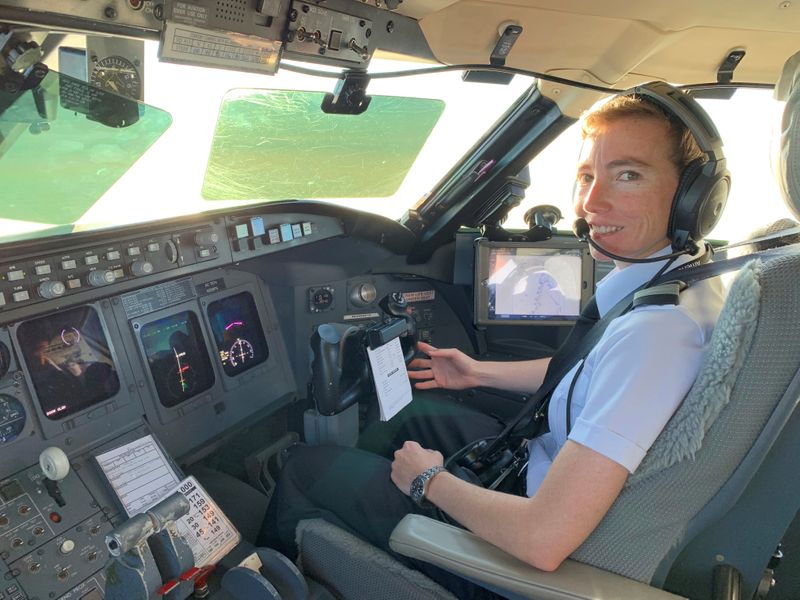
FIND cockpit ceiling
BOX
[406,0,800,86]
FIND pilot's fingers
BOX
[407,368,433,380]
[413,379,441,390]
[407,357,432,370]
[417,341,436,354]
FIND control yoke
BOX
[310,322,371,416]
[309,293,417,416]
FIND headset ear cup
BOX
[668,159,705,249]
[696,170,730,239]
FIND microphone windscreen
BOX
[573,218,590,240]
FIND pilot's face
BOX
[574,116,680,264]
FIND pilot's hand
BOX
[407,341,481,390]
[391,441,444,496]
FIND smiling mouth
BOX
[591,224,623,236]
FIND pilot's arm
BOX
[391,439,627,571]
[408,341,551,394]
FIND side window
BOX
[504,122,582,232]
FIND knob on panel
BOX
[164,240,179,264]
[38,281,66,299]
[40,446,70,481]
[87,270,115,287]
[194,231,219,246]
[350,282,377,307]
[130,261,154,277]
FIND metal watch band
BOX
[410,465,446,507]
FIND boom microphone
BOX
[572,218,696,263]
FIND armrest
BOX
[389,515,685,600]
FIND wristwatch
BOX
[410,465,447,507]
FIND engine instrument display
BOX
[17,306,121,420]
[0,393,26,444]
[140,311,215,408]
[207,292,269,377]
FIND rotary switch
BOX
[130,261,154,277]
[87,270,115,287]
[194,231,219,246]
[38,281,66,299]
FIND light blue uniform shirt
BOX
[526,246,725,496]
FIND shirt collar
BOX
[594,244,706,317]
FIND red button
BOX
[49,512,62,523]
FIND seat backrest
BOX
[570,249,800,599]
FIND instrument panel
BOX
[0,204,458,599]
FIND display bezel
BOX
[474,238,594,326]
[17,304,122,420]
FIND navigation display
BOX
[18,306,120,420]
[474,240,591,326]
[487,247,582,320]
[207,292,269,377]
[140,311,215,408]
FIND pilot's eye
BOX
[576,173,593,186]
[617,170,640,181]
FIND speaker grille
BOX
[215,0,248,24]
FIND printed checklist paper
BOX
[367,336,413,421]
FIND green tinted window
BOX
[202,90,444,200]
[0,71,172,231]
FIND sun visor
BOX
[775,51,800,220]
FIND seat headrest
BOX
[775,51,800,221]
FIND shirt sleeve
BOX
[567,306,708,473]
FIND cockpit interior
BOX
[1,1,800,599]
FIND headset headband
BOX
[629,81,725,163]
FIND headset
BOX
[574,81,731,260]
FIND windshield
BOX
[505,87,790,243]
[0,41,534,244]
[202,90,445,200]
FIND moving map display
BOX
[474,241,589,326]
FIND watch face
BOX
[410,475,425,506]
[89,55,142,99]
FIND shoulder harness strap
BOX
[632,280,688,308]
